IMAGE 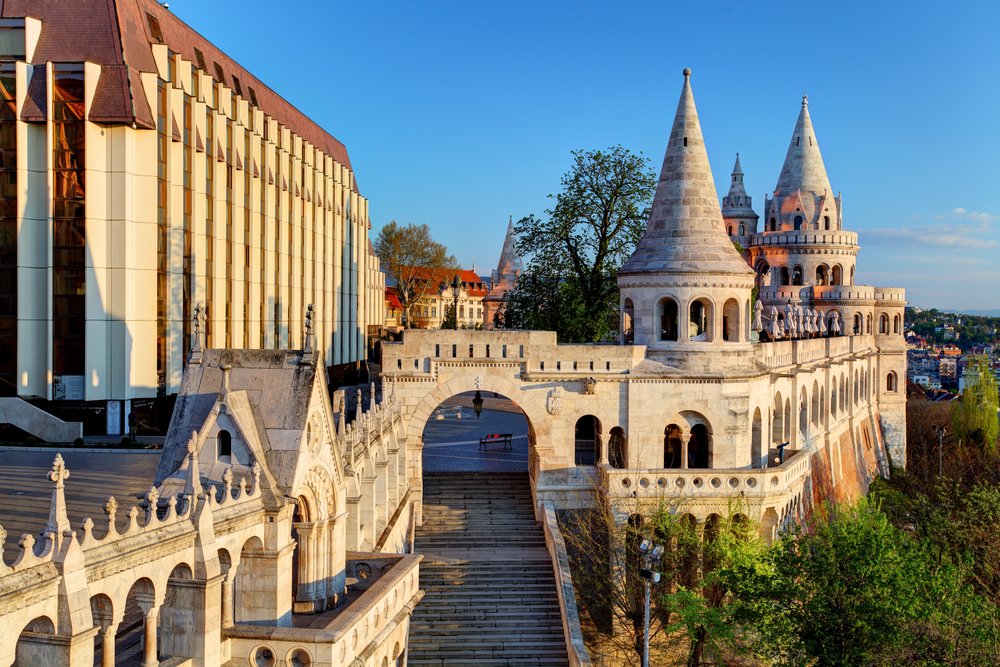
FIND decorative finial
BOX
[683,67,691,77]
[190,303,206,364]
[302,304,315,363]
[104,496,118,516]
[44,454,71,536]
[48,454,69,487]
[220,364,232,397]
[802,94,808,106]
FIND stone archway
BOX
[402,374,551,521]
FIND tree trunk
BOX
[688,625,706,667]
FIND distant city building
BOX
[482,217,523,328]
[386,269,489,330]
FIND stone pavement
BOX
[0,449,161,564]
[421,407,529,473]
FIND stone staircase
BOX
[408,472,570,667]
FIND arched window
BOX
[879,313,888,334]
[688,298,713,342]
[799,388,808,433]
[727,225,733,236]
[770,217,777,231]
[623,298,635,344]
[824,215,830,230]
[854,371,859,405]
[819,386,825,424]
[784,398,791,441]
[816,265,828,285]
[723,298,740,342]
[780,266,790,285]
[772,392,783,444]
[219,429,232,458]
[853,313,862,335]
[887,372,896,392]
[664,425,682,468]
[794,216,803,230]
[831,381,838,419]
[866,313,872,334]
[659,297,678,341]
[893,315,900,334]
[574,415,601,466]
[751,408,762,469]
[811,380,820,425]
[689,424,710,468]
[792,266,803,285]
[841,375,847,412]
[609,427,627,469]
[832,265,842,285]
[739,224,745,236]
[850,266,855,284]
[459,305,464,318]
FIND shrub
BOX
[73,437,84,447]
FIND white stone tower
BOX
[721,154,759,252]
[752,95,858,291]
[618,69,756,371]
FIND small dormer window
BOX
[796,137,800,146]
[683,137,687,147]
[219,430,232,458]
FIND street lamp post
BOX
[638,538,665,667]
[451,275,461,330]
[473,390,483,418]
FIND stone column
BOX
[99,626,115,667]
[141,607,158,667]
[680,428,690,469]
[598,434,608,465]
[221,573,234,627]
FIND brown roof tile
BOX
[89,64,132,123]
[21,66,46,122]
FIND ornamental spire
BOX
[618,69,753,277]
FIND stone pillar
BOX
[221,573,234,627]
[375,460,389,536]
[680,428,690,469]
[598,434,608,465]
[345,497,361,551]
[360,476,377,547]
[100,626,115,667]
[141,607,159,667]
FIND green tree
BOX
[501,146,656,343]
[440,303,456,330]
[374,221,459,328]
[952,354,999,453]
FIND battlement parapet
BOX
[750,231,858,248]
[874,287,907,305]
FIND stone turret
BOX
[750,96,858,291]
[618,69,755,371]
[483,216,523,328]
[721,154,758,250]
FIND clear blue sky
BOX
[181,0,998,312]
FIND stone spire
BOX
[772,95,834,225]
[495,216,522,277]
[721,153,754,213]
[618,69,753,277]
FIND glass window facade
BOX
[0,63,15,395]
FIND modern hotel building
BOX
[0,1,383,428]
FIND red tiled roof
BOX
[4,0,358,191]
[398,267,489,297]
[385,288,402,310]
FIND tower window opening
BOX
[770,217,776,231]
[809,137,812,146]
[824,215,830,230]
[796,137,800,146]
[794,215,802,230]
[739,224,745,236]
[659,298,679,341]
[683,137,687,147]
[727,225,733,236]
[218,430,232,458]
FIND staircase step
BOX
[410,473,569,665]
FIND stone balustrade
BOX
[749,231,859,248]
[599,449,810,510]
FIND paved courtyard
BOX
[421,405,530,473]
[0,449,161,564]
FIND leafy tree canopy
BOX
[374,221,459,328]
[952,354,1000,453]
[501,146,656,343]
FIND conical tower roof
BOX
[722,153,755,214]
[619,69,753,277]
[496,215,523,275]
[772,95,834,224]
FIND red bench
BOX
[479,433,513,451]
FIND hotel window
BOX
[181,95,193,360]
[52,64,87,390]
[0,63,15,396]
[225,119,233,348]
[205,105,215,347]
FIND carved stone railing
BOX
[599,449,810,505]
